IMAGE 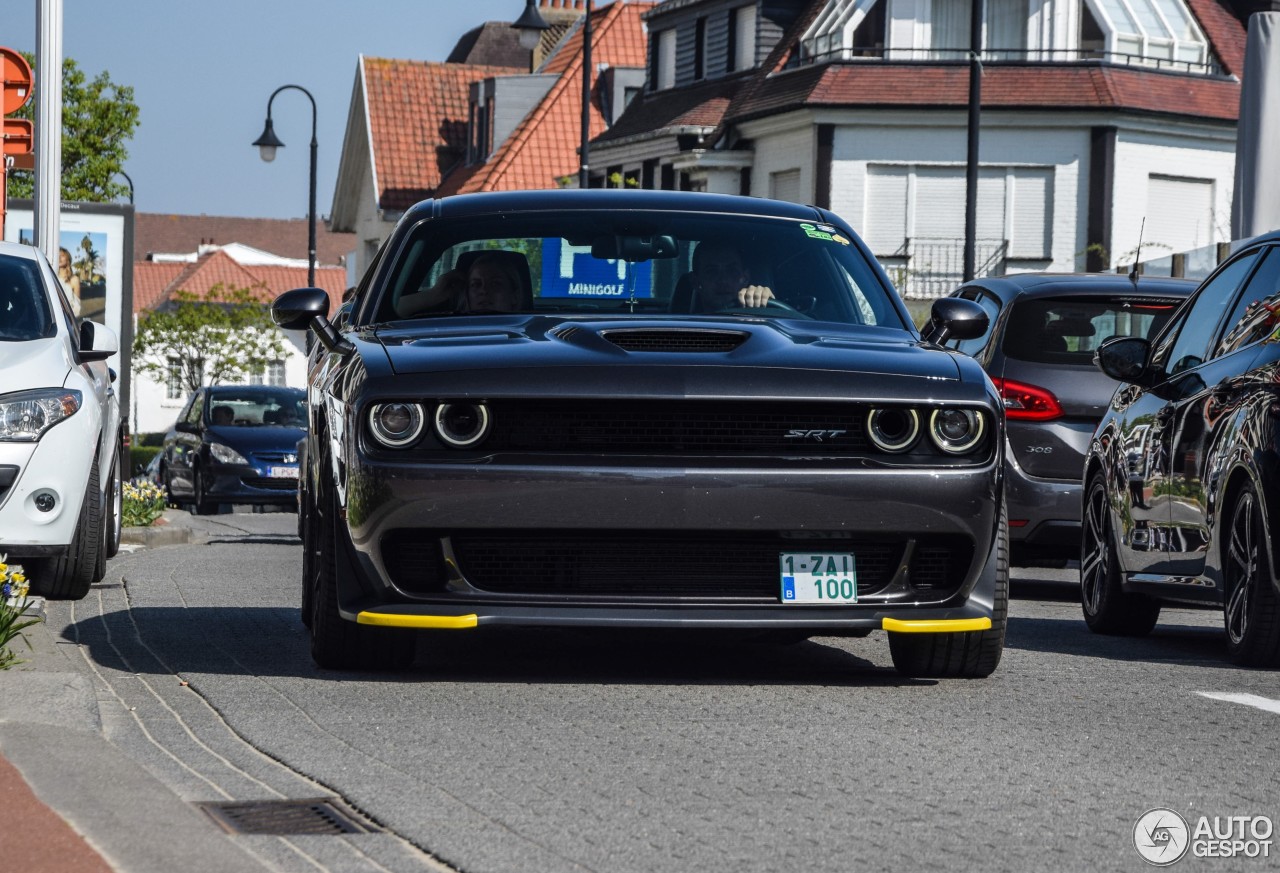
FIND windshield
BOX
[370,212,904,329]
[0,255,56,342]
[206,388,306,427]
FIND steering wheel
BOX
[717,298,808,318]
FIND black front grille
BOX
[602,329,748,353]
[484,400,869,455]
[381,530,972,600]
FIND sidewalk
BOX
[0,510,265,873]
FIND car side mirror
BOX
[921,297,988,344]
[175,421,198,434]
[272,287,354,356]
[77,320,119,362]
[1094,336,1152,385]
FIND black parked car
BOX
[274,189,1006,677]
[1085,230,1280,667]
[945,274,1194,565]
[161,385,306,514]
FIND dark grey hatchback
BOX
[274,190,1007,678]
[945,274,1194,565]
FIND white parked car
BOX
[0,240,122,599]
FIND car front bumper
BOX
[0,415,96,556]
[334,459,1004,631]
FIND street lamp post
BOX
[253,85,317,287]
[512,0,594,189]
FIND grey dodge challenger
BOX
[273,189,1005,678]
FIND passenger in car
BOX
[689,242,774,312]
[211,405,234,426]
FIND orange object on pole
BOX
[1,46,34,239]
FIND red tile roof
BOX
[448,1,654,193]
[720,0,1243,132]
[135,213,355,265]
[363,57,525,210]
[790,63,1242,122]
[1187,0,1247,76]
[133,250,347,317]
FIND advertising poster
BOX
[4,200,136,423]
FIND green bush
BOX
[137,431,167,447]
[130,446,162,477]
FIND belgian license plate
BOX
[268,466,299,479]
[780,553,857,604]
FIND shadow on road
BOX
[61,606,936,687]
[1006,613,1232,667]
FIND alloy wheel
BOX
[1081,482,1110,616]
[1224,490,1257,646]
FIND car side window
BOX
[184,392,205,427]
[1214,247,1280,358]
[1157,251,1261,377]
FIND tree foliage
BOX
[132,285,291,395]
[6,53,140,203]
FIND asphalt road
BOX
[10,511,1280,873]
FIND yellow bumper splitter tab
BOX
[356,612,479,629]
[881,617,992,634]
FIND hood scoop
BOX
[598,328,749,353]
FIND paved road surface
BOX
[3,510,1277,872]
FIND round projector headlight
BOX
[866,407,920,453]
[369,402,425,448]
[434,402,490,448]
[929,408,985,454]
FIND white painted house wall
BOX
[1110,125,1236,266]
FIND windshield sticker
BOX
[800,223,850,245]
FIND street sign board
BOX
[1,48,33,116]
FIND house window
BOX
[730,5,757,71]
[166,358,183,400]
[251,359,287,387]
[769,169,802,203]
[694,17,707,79]
[863,163,1054,296]
[654,29,676,90]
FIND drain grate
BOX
[196,797,381,835]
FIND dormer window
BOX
[654,28,676,90]
[729,5,758,72]
[1088,0,1207,65]
[798,0,1208,71]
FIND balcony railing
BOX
[792,45,1222,77]
[878,238,1009,300]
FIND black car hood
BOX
[371,316,961,384]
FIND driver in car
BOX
[691,241,774,312]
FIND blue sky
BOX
[6,0,531,219]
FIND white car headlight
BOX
[208,442,248,465]
[0,388,82,442]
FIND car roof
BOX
[960,272,1197,301]
[0,240,43,261]
[406,189,828,223]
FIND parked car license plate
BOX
[780,553,857,603]
[268,466,299,479]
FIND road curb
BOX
[119,524,191,548]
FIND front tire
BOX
[1080,472,1160,636]
[309,486,415,671]
[1222,485,1280,667]
[30,453,104,600]
[888,508,1008,678]
[192,468,216,516]
[105,447,123,559]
